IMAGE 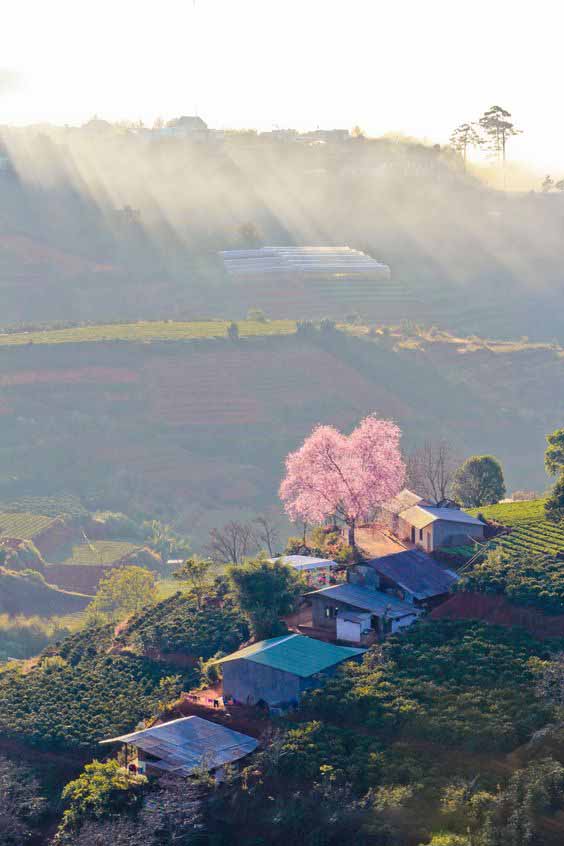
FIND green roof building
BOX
[215,633,365,708]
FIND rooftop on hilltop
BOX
[306,583,421,619]
[271,554,339,571]
[400,505,485,530]
[213,633,365,678]
[366,549,458,600]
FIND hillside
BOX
[0,327,560,547]
[0,328,561,548]
[0,568,91,616]
[1,130,564,341]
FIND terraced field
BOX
[0,320,297,347]
[60,540,140,566]
[467,500,564,558]
[467,500,547,526]
[0,512,56,540]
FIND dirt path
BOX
[355,526,405,559]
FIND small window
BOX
[419,528,423,541]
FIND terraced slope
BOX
[468,500,564,558]
[0,512,56,540]
[60,541,140,566]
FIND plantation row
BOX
[0,511,56,540]
[467,499,547,526]
[0,626,195,750]
[60,540,141,566]
[0,319,297,347]
[494,520,564,558]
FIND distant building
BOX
[397,505,485,552]
[100,715,258,780]
[306,583,420,644]
[159,116,209,140]
[378,489,485,551]
[349,549,458,608]
[219,246,391,282]
[300,129,350,144]
[214,633,365,708]
[270,554,341,587]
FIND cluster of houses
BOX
[102,490,486,780]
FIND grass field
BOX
[0,320,297,346]
[0,511,56,540]
[60,540,140,566]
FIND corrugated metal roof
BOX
[215,633,365,678]
[381,488,425,516]
[400,505,485,529]
[306,584,420,619]
[272,554,339,571]
[368,549,458,600]
[100,716,258,775]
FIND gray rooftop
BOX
[100,716,258,776]
[306,583,420,619]
[400,505,485,529]
[219,246,390,277]
[380,488,426,516]
[367,549,458,600]
[272,554,339,571]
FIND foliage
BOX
[477,105,522,162]
[452,455,506,507]
[227,557,303,639]
[173,557,213,608]
[59,759,147,834]
[206,521,257,564]
[0,755,47,846]
[86,566,157,625]
[302,621,556,753]
[0,613,73,660]
[116,591,248,658]
[0,625,195,750]
[280,415,405,546]
[545,475,564,524]
[458,548,564,614]
[142,520,191,566]
[545,427,564,476]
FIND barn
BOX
[215,633,365,708]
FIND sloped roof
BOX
[306,584,420,619]
[381,488,425,516]
[400,505,485,530]
[368,549,458,600]
[215,633,365,678]
[272,554,339,571]
[100,716,257,775]
[219,246,390,278]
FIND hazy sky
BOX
[1,0,563,169]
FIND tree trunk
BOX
[347,519,356,548]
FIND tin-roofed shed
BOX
[215,634,365,707]
[101,716,258,778]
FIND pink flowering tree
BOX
[279,415,405,549]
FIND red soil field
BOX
[142,345,411,426]
[430,592,564,639]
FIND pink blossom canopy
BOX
[279,415,406,526]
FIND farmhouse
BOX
[101,715,258,779]
[378,490,485,552]
[215,633,365,708]
[349,548,458,608]
[271,554,341,587]
[306,582,420,644]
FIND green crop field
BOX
[0,319,297,347]
[467,499,547,526]
[0,511,57,540]
[467,500,564,558]
[60,540,140,566]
